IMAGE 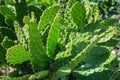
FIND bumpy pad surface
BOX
[6,45,29,64]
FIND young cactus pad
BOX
[6,45,29,65]
[71,1,86,31]
[23,16,49,71]
[46,14,60,57]
[38,4,59,31]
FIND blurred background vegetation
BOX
[0,0,120,21]
[32,0,120,19]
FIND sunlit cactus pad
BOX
[6,45,29,64]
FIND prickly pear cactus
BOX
[0,0,119,80]
[50,0,118,79]
[68,26,116,69]
[51,25,116,80]
[54,32,91,68]
[58,0,78,45]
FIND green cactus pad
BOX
[23,16,49,71]
[84,0,91,20]
[92,4,100,22]
[6,45,29,64]
[84,0,100,23]
[83,51,110,65]
[46,14,60,57]
[38,4,59,31]
[0,5,15,26]
[14,21,29,49]
[71,2,86,31]
[0,6,15,19]
[98,18,118,29]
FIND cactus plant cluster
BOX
[0,0,120,80]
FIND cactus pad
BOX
[23,16,49,71]
[46,14,60,57]
[6,45,29,64]
[71,2,86,31]
[38,4,59,31]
